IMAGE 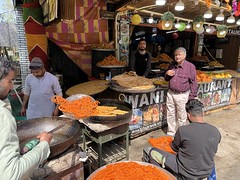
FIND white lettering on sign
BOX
[198,79,232,94]
[125,90,166,108]
[228,29,240,35]
[128,94,139,108]
[139,94,149,107]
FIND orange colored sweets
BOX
[90,162,172,180]
[51,95,100,119]
[148,136,176,155]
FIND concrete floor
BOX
[128,104,240,180]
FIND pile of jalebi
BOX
[51,95,99,119]
[148,136,176,155]
[91,161,171,180]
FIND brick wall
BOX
[15,6,30,91]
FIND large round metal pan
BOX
[87,161,176,180]
[17,117,81,159]
[88,99,132,124]
[109,83,157,94]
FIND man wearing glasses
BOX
[21,57,62,119]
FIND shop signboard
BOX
[197,78,232,111]
[123,78,232,137]
[123,89,167,137]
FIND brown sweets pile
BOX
[153,53,173,62]
[97,55,126,66]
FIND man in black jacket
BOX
[129,39,152,77]
[149,99,221,179]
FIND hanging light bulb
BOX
[193,0,199,5]
[236,19,240,25]
[215,0,220,6]
[227,14,235,23]
[175,19,180,28]
[205,26,211,33]
[175,0,185,11]
[216,9,224,21]
[156,0,166,6]
[205,25,211,33]
[195,23,201,28]
[204,8,213,19]
[164,21,170,27]
[220,31,226,35]
[148,14,154,24]
[186,21,191,29]
[206,26,216,34]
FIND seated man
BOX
[149,99,221,179]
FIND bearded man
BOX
[129,39,152,77]
[21,57,62,119]
[0,57,52,179]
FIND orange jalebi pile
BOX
[91,161,171,180]
[148,136,176,155]
[51,95,99,119]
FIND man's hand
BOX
[166,70,175,77]
[20,107,26,116]
[37,132,52,144]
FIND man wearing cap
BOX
[129,39,152,77]
[21,57,62,119]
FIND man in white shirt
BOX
[0,57,52,179]
[21,57,62,119]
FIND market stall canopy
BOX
[0,22,18,47]
[115,0,238,28]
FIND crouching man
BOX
[149,99,221,179]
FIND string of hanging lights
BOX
[128,0,239,38]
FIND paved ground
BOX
[128,104,240,180]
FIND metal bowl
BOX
[88,99,132,124]
[17,117,81,159]
[87,161,176,180]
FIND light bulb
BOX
[148,14,154,23]
[196,23,201,28]
[215,0,220,6]
[175,23,180,28]
[204,9,213,19]
[193,0,199,5]
[206,26,211,33]
[220,31,226,35]
[216,9,224,21]
[156,0,166,5]
[165,21,170,27]
[175,0,185,11]
[186,22,191,29]
[236,19,240,25]
[227,14,235,23]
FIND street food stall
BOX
[12,0,240,179]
